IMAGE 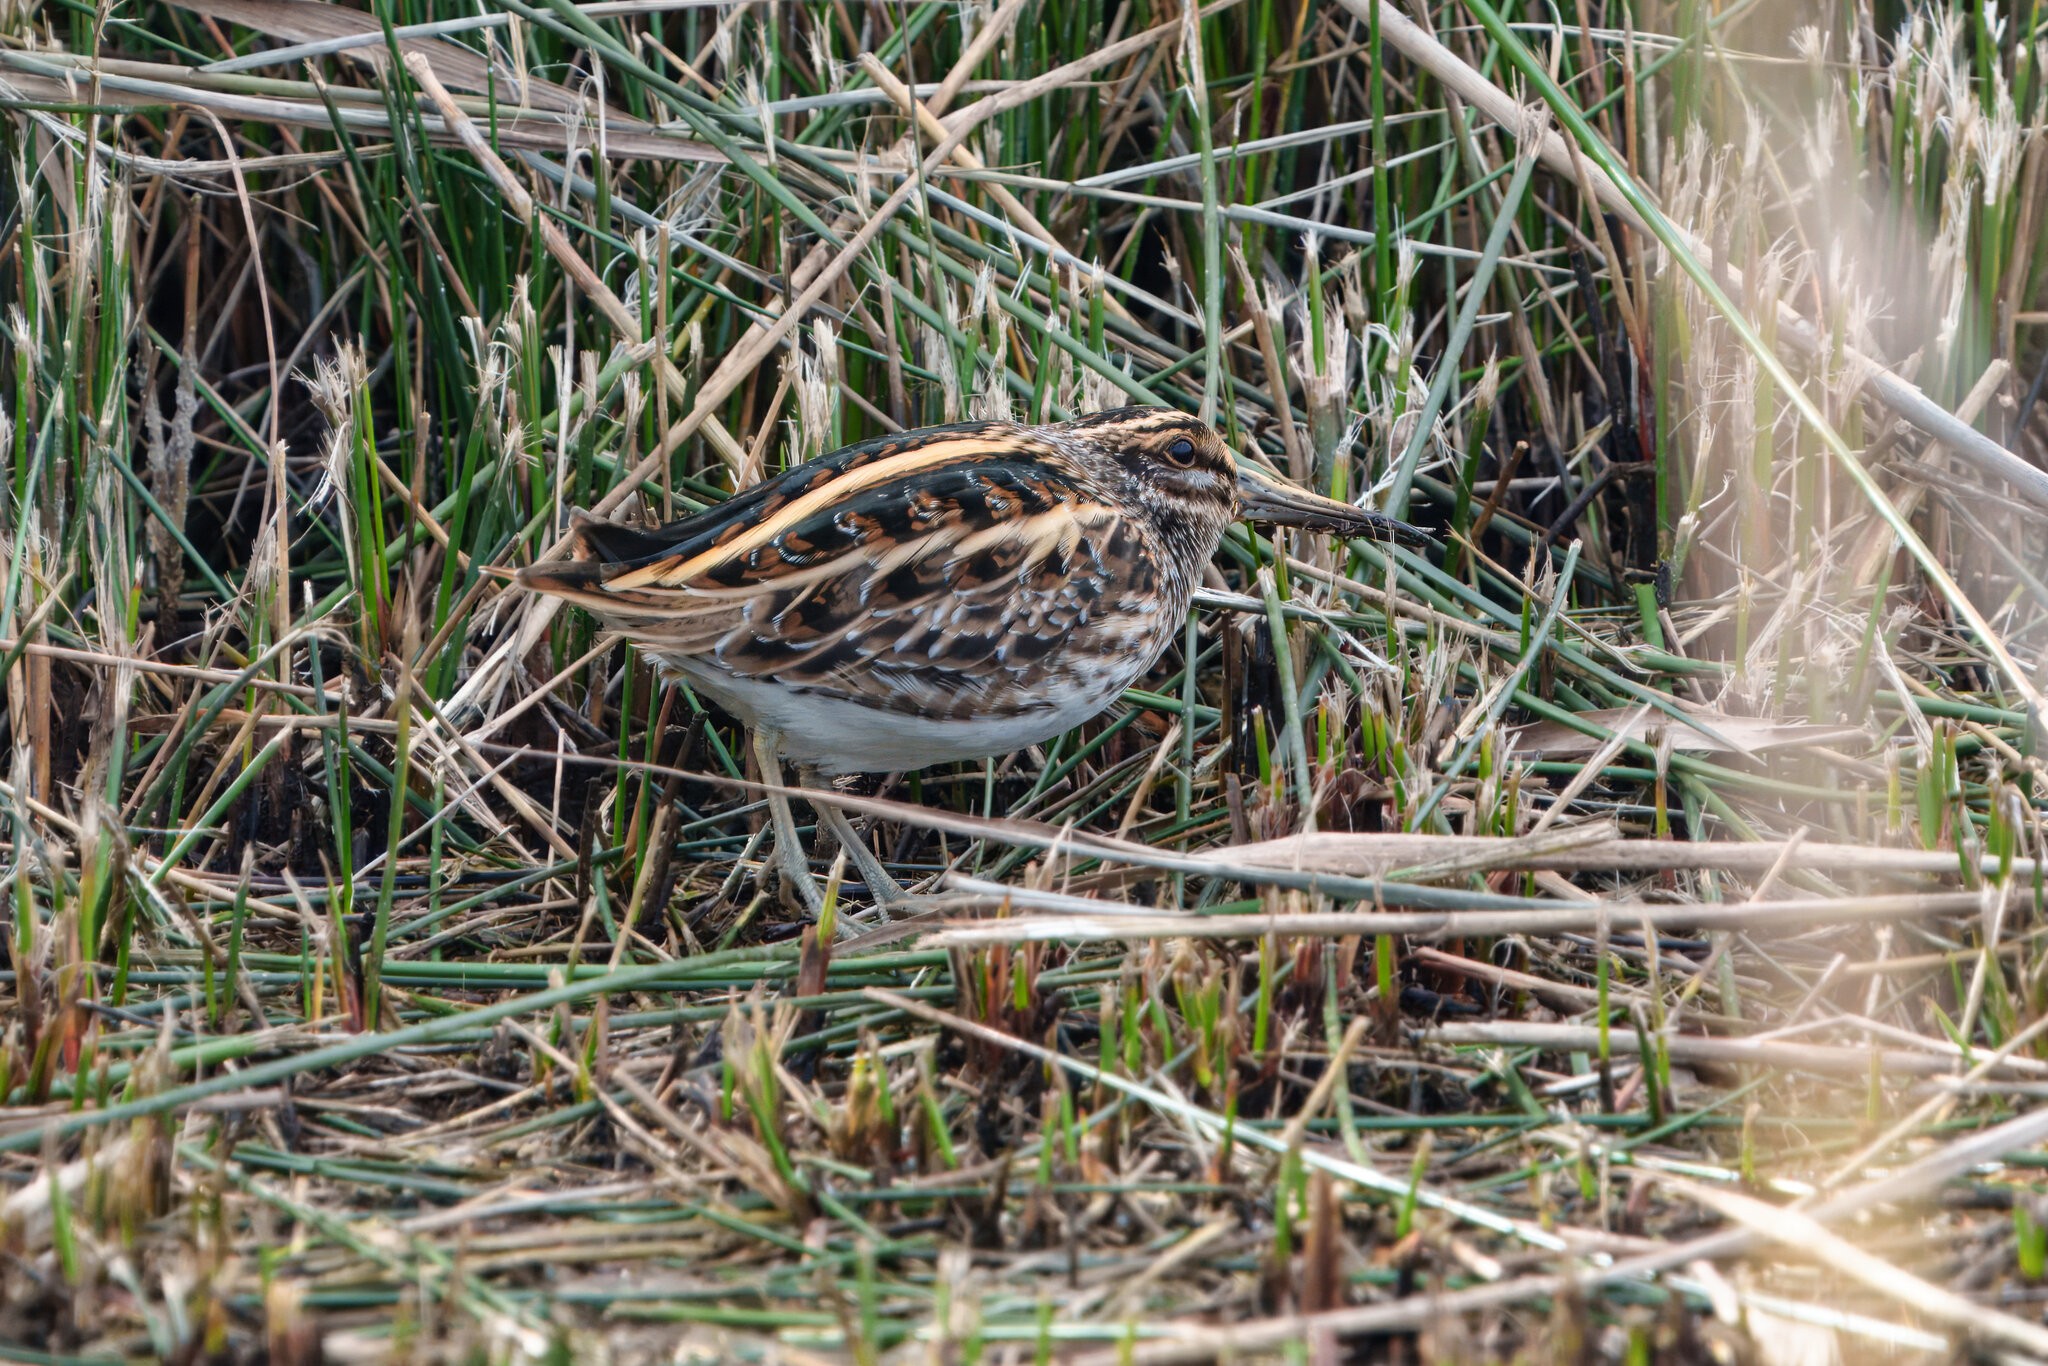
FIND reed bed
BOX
[3,0,2047,1359]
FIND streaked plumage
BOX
[520,408,1423,777]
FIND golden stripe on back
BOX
[605,434,1059,593]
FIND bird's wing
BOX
[521,435,1162,718]
[525,419,1035,583]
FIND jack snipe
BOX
[520,406,1426,908]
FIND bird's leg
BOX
[795,764,909,909]
[751,727,823,914]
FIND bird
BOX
[518,406,1427,909]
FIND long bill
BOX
[1234,462,1432,546]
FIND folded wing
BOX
[521,438,1156,720]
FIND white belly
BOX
[674,665,1130,775]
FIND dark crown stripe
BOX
[1061,405,1206,433]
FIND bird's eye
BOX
[1164,438,1198,468]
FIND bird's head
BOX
[1059,406,1430,550]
